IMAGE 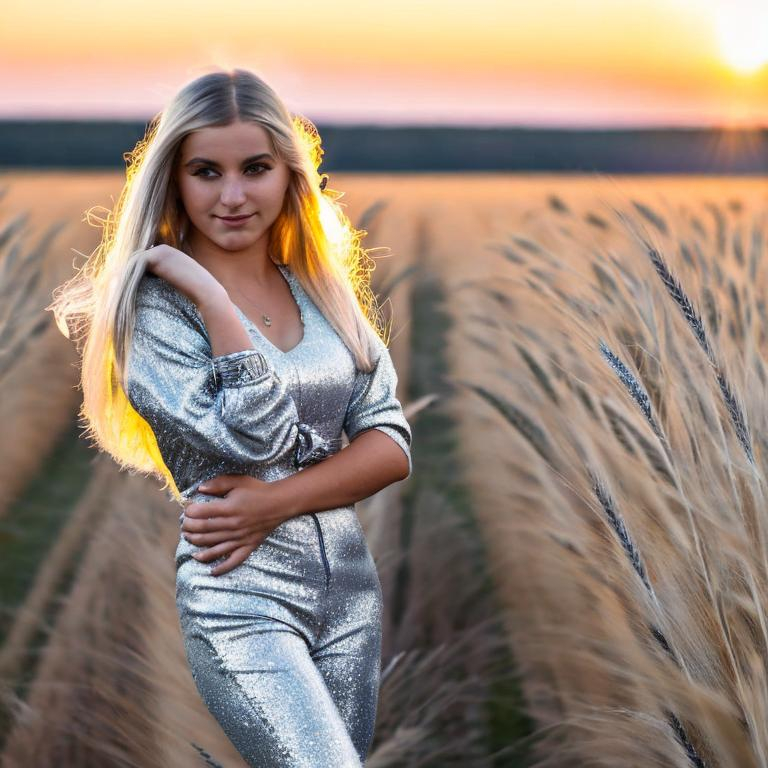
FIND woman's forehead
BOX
[180,121,274,162]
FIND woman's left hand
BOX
[181,474,293,576]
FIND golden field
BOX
[1,171,768,767]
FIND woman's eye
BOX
[192,165,269,178]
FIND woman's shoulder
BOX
[135,271,206,334]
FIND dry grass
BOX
[0,211,82,516]
[448,181,768,765]
[0,449,112,684]
[3,171,768,766]
[0,174,126,516]
[1,458,242,768]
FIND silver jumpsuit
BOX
[124,262,412,767]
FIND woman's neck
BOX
[185,234,276,288]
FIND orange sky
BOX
[1,0,767,127]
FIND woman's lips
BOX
[216,213,255,227]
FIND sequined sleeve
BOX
[343,333,412,477]
[124,274,299,470]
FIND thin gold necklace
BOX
[231,282,274,327]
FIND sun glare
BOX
[714,2,768,75]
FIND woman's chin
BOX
[209,231,263,251]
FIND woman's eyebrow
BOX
[184,153,274,167]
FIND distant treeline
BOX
[0,120,767,174]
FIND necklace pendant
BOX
[262,314,272,327]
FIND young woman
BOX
[49,69,412,767]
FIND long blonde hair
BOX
[48,68,386,497]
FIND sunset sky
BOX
[2,0,767,127]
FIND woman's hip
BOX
[174,506,380,634]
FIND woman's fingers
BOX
[184,499,230,517]
[182,514,244,533]
[184,528,250,546]
[192,539,246,563]
[209,545,259,576]
[197,474,243,495]
[191,534,267,568]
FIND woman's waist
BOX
[174,503,364,571]
[175,434,344,506]
[176,492,358,530]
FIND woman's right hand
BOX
[141,244,226,309]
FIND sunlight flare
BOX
[714,1,768,74]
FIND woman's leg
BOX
[310,511,384,761]
[181,617,363,768]
[311,602,382,761]
[175,514,363,768]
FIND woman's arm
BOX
[195,286,255,357]
[125,271,301,473]
[341,331,412,477]
[182,428,407,574]
[183,332,413,576]
[273,426,410,514]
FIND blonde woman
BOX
[49,69,412,767]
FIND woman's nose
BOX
[219,177,247,207]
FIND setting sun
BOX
[714,1,768,74]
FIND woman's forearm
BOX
[272,428,410,517]
[195,289,255,358]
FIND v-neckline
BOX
[232,262,306,356]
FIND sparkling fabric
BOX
[124,262,412,767]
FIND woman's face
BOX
[175,119,291,253]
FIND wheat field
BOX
[1,171,767,767]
